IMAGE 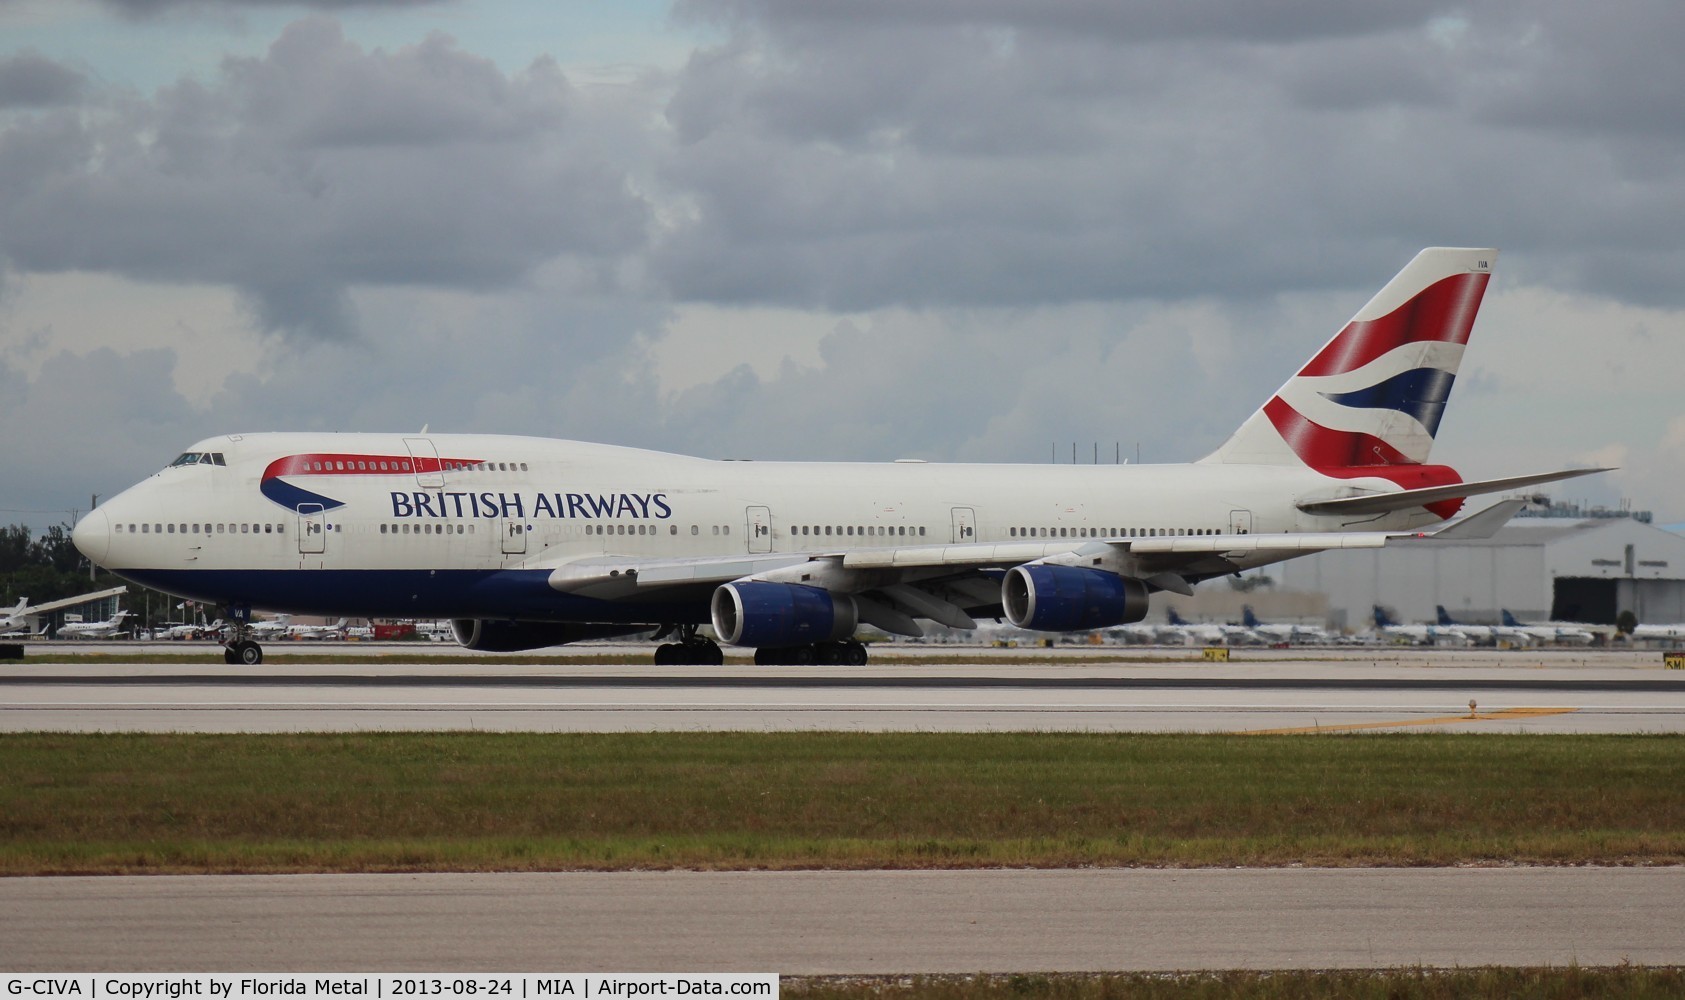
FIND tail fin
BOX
[1167,608,1190,626]
[1373,605,1398,628]
[1501,610,1522,627]
[1242,606,1260,628]
[1203,248,1495,470]
[1436,605,1456,626]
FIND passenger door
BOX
[298,503,326,554]
[746,505,773,554]
[951,507,976,543]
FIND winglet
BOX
[1428,498,1527,540]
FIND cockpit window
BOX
[169,452,226,467]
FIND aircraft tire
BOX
[814,641,844,665]
[844,640,868,665]
[223,646,238,665]
[235,641,263,665]
[654,643,679,665]
[684,641,723,666]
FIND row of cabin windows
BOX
[116,522,283,535]
[381,523,476,535]
[796,525,924,537]
[289,460,531,473]
[1009,526,1222,538]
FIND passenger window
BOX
[722,525,729,535]
[520,463,528,471]
[690,525,698,535]
[670,525,678,535]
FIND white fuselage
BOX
[75,432,1440,623]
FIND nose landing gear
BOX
[220,603,264,665]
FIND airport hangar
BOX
[1272,509,1685,630]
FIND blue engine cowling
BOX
[1001,565,1150,631]
[451,619,650,652]
[710,582,859,647]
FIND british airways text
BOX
[389,491,673,520]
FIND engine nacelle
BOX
[1002,565,1150,632]
[450,619,648,652]
[710,582,858,648]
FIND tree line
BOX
[1,523,180,628]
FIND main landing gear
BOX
[652,624,724,666]
[753,640,868,666]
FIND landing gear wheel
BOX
[233,640,263,665]
[814,641,844,665]
[844,640,868,665]
[654,637,723,665]
[686,640,724,666]
[223,646,238,665]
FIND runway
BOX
[5,868,1683,972]
[3,646,1684,732]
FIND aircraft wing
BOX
[13,586,128,617]
[538,499,1527,612]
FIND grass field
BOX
[782,968,1685,999]
[3,731,1682,874]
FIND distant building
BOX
[1276,515,1685,630]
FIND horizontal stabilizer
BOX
[1429,498,1526,540]
[1296,467,1610,516]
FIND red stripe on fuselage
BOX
[261,453,484,480]
[1298,271,1489,377]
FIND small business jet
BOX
[72,248,1603,665]
[56,608,134,640]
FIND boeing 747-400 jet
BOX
[72,248,1604,665]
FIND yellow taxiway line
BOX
[1243,706,1578,736]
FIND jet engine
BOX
[710,581,858,648]
[450,619,649,652]
[1002,565,1150,631]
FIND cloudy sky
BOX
[2,0,1682,534]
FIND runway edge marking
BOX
[1241,706,1579,736]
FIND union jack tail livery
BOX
[1203,247,1493,474]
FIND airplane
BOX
[286,617,348,640]
[1500,609,1595,646]
[1433,605,1506,645]
[1371,606,1451,645]
[1165,607,1258,646]
[1241,606,1328,645]
[1630,620,1685,643]
[56,608,135,639]
[248,615,291,640]
[0,586,130,638]
[69,247,1606,666]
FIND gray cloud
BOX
[649,0,1685,312]
[0,17,651,340]
[0,52,86,109]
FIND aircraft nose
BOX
[72,508,111,567]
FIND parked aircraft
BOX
[1631,621,1685,642]
[1372,606,1448,645]
[71,248,1603,665]
[1434,605,1506,645]
[56,609,134,639]
[286,617,348,640]
[1500,610,1595,646]
[1242,606,1328,644]
[1165,607,1258,645]
[0,586,130,638]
